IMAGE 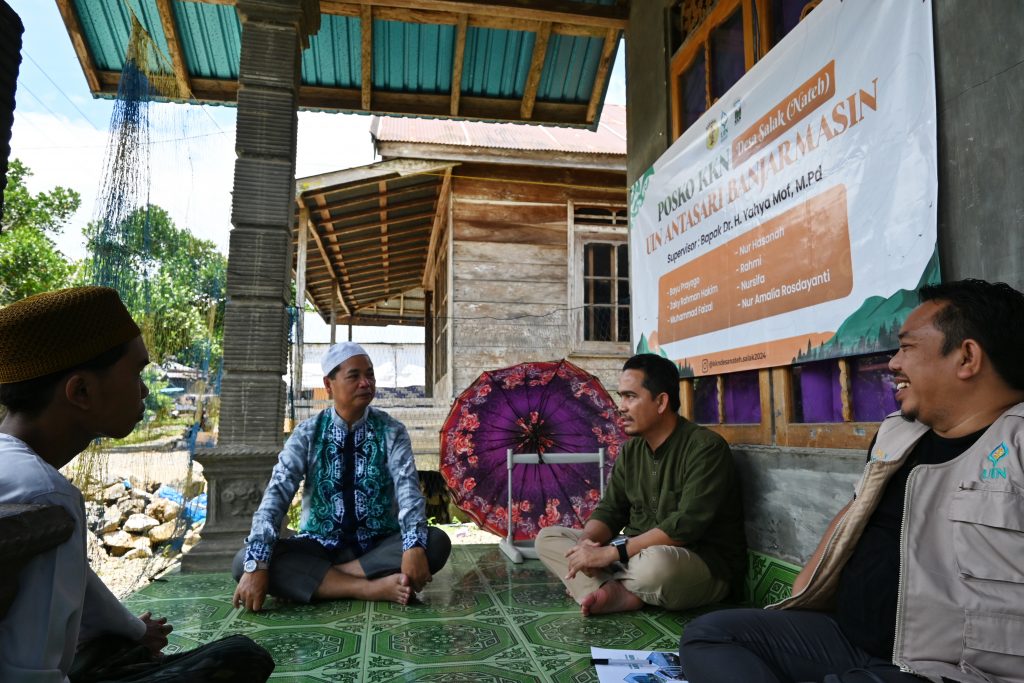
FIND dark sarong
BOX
[69,633,274,683]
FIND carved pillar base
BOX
[180,447,280,573]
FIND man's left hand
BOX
[137,611,173,658]
[564,539,616,580]
[401,546,432,592]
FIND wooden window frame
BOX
[678,369,772,445]
[770,361,877,450]
[568,201,630,356]
[669,0,763,141]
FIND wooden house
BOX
[293,105,629,401]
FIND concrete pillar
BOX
[184,0,319,572]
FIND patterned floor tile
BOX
[124,543,708,681]
[520,613,665,654]
[138,573,236,599]
[373,618,516,664]
[250,626,361,673]
[378,664,544,682]
[493,583,578,611]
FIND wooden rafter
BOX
[422,169,451,287]
[378,180,389,288]
[450,14,468,116]
[317,210,436,235]
[156,0,193,98]
[55,0,101,92]
[319,0,628,30]
[360,5,373,110]
[96,72,593,125]
[520,22,551,120]
[309,187,438,217]
[586,28,619,123]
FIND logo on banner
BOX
[981,442,1009,480]
[705,100,743,150]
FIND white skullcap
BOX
[321,341,370,376]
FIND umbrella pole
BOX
[500,448,526,563]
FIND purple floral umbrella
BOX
[440,359,627,541]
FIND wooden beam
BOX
[586,28,619,123]
[97,72,594,125]
[361,5,373,110]
[520,22,551,120]
[55,0,101,93]
[318,210,436,235]
[299,187,438,218]
[156,0,192,98]
[422,168,451,287]
[325,0,628,30]
[450,14,468,116]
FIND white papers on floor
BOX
[591,647,687,683]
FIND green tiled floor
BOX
[125,545,714,683]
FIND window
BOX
[432,234,449,386]
[669,0,823,141]
[681,368,770,444]
[570,203,629,353]
[583,242,630,343]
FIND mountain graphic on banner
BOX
[794,248,941,363]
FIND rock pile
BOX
[84,477,202,561]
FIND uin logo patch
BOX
[981,442,1009,480]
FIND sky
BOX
[6,0,625,342]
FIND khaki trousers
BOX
[535,526,729,611]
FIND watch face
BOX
[243,559,257,573]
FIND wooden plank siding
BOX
[444,165,627,397]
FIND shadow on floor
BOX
[125,545,716,682]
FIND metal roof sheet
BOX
[371,103,626,155]
[61,0,625,128]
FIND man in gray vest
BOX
[679,279,1024,683]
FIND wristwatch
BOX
[610,537,629,565]
[243,559,269,573]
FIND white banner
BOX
[629,0,938,376]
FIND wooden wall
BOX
[444,162,627,397]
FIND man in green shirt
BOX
[536,353,746,615]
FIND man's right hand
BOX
[233,570,269,612]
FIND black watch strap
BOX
[614,538,629,564]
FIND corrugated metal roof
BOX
[371,103,626,155]
[61,0,625,128]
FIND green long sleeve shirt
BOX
[588,416,747,586]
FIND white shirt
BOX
[0,434,145,683]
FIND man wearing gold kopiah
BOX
[0,287,273,682]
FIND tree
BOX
[0,159,80,304]
[82,204,226,370]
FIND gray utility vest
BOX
[773,404,1024,683]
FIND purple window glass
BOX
[679,50,707,132]
[723,370,761,423]
[710,8,745,101]
[851,354,898,422]
[771,0,807,46]
[792,359,842,423]
[694,377,719,424]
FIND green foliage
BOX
[0,160,80,304]
[1,159,81,234]
[82,204,226,368]
[0,226,75,304]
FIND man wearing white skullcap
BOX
[232,342,450,611]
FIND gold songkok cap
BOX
[0,287,141,384]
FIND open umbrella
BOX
[440,359,627,544]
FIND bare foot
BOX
[580,581,644,616]
[362,573,412,605]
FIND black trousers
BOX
[679,608,926,683]
[232,528,452,603]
